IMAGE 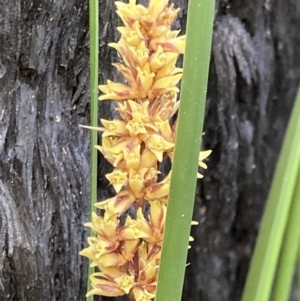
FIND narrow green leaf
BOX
[241,88,300,301]
[155,1,215,301]
[273,165,300,301]
[298,242,300,301]
[87,0,99,300]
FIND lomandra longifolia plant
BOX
[80,1,211,300]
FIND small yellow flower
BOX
[115,275,135,294]
[123,144,141,170]
[99,80,138,101]
[101,119,129,137]
[95,191,136,216]
[145,134,174,162]
[106,169,128,193]
[86,275,125,297]
[128,168,148,197]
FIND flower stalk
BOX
[87,0,99,299]
[81,1,211,300]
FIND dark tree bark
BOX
[0,1,299,301]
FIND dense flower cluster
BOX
[80,0,211,300]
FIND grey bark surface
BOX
[0,1,299,301]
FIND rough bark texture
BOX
[0,0,299,301]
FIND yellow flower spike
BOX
[145,133,174,162]
[115,275,135,294]
[87,273,126,297]
[80,0,197,298]
[99,80,138,101]
[128,168,148,197]
[95,191,136,216]
[106,169,128,193]
[101,119,129,137]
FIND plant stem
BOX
[86,0,99,300]
[273,164,300,301]
[241,87,300,301]
[155,1,215,300]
